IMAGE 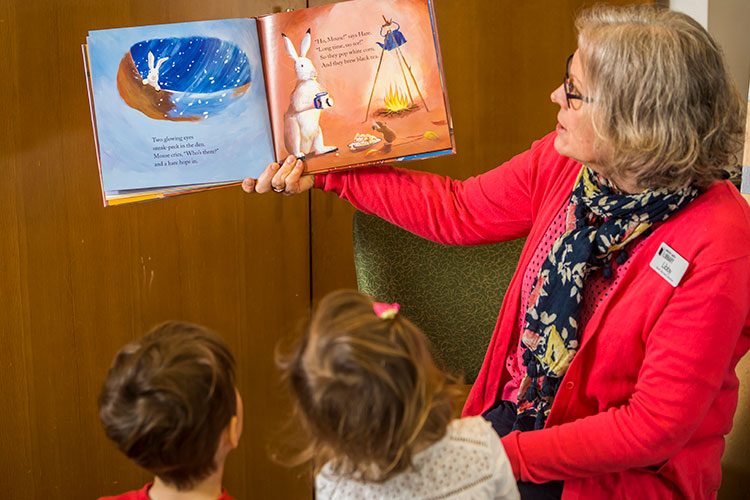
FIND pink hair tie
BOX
[373,302,400,320]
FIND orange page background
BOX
[260,0,452,173]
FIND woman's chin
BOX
[553,135,572,160]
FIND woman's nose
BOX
[551,84,567,108]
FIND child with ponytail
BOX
[279,290,519,499]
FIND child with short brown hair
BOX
[98,321,242,500]
[280,289,519,499]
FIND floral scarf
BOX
[515,166,699,430]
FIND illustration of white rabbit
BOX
[142,50,169,92]
[282,29,337,159]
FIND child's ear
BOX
[228,389,243,448]
[227,416,241,449]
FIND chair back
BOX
[352,210,525,382]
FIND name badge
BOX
[649,242,689,287]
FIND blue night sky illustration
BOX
[131,37,251,93]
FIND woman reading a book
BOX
[243,5,750,499]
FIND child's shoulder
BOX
[98,484,235,500]
[427,417,517,499]
[220,488,237,500]
[409,416,513,498]
[443,415,501,448]
[419,416,504,467]
[97,483,151,500]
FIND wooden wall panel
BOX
[0,0,312,499]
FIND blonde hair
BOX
[278,290,462,482]
[576,5,744,190]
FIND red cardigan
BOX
[316,132,750,499]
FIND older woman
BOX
[244,5,750,499]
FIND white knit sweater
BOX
[315,416,519,500]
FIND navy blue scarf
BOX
[515,166,699,430]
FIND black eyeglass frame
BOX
[564,54,593,110]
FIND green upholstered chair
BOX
[352,210,525,383]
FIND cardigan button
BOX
[565,381,575,389]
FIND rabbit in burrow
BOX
[142,50,169,92]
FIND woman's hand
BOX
[241,155,315,195]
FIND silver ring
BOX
[272,186,285,193]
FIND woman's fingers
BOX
[253,160,284,194]
[279,158,314,195]
[241,177,256,193]
[271,155,298,193]
[243,155,313,195]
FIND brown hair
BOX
[576,4,744,190]
[98,321,236,490]
[278,290,462,482]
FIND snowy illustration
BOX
[120,36,253,121]
[86,19,274,194]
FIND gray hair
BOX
[576,5,744,190]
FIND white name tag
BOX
[649,242,689,287]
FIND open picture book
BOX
[83,0,454,206]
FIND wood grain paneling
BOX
[1,1,311,499]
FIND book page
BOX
[82,44,107,206]
[87,19,274,192]
[259,0,453,174]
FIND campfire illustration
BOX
[380,84,418,115]
[364,16,428,121]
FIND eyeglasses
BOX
[564,54,593,110]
